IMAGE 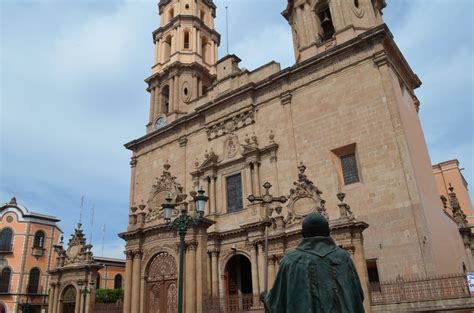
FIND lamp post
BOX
[248,182,287,293]
[77,279,94,313]
[163,189,208,313]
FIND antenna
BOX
[89,205,95,245]
[101,224,106,257]
[225,6,229,55]
[79,196,84,224]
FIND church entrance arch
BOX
[146,252,178,313]
[60,285,77,313]
[225,254,253,312]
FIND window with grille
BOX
[0,268,11,293]
[27,268,40,294]
[33,230,45,248]
[340,153,360,185]
[0,228,13,252]
[114,274,123,289]
[226,174,243,213]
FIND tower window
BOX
[226,173,243,213]
[27,268,40,294]
[163,35,172,63]
[200,10,206,24]
[161,85,170,114]
[201,37,209,63]
[168,8,174,22]
[0,268,11,293]
[184,31,190,49]
[317,5,335,41]
[33,230,45,248]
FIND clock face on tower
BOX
[154,116,166,130]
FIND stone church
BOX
[119,0,471,312]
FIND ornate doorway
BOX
[225,255,253,312]
[146,252,178,313]
[61,285,77,313]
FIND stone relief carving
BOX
[146,163,187,223]
[53,224,95,268]
[206,109,255,141]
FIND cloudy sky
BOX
[1,0,472,258]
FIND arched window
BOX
[200,10,206,24]
[201,37,209,63]
[0,228,13,252]
[33,230,45,248]
[168,8,174,22]
[163,35,172,63]
[0,302,6,313]
[96,274,101,289]
[0,268,11,293]
[27,268,40,294]
[316,2,335,41]
[114,274,123,289]
[161,85,170,114]
[183,30,190,49]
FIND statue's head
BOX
[302,212,330,237]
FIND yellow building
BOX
[0,198,62,313]
[119,0,472,312]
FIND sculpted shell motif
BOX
[147,252,178,281]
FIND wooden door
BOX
[146,252,178,313]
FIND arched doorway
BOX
[61,285,77,313]
[225,255,253,312]
[146,252,178,313]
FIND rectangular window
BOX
[226,174,243,213]
[340,153,360,185]
[367,259,381,291]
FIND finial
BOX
[9,197,17,205]
[337,191,346,203]
[163,161,171,171]
[245,134,251,145]
[448,183,454,193]
[251,132,258,145]
[298,162,306,175]
[204,150,209,159]
[194,158,200,168]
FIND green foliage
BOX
[95,288,124,303]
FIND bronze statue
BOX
[261,212,365,313]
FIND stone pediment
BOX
[53,223,95,268]
[146,163,187,224]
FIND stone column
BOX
[169,78,175,112]
[47,284,55,313]
[139,276,146,313]
[257,243,265,293]
[193,75,199,99]
[149,87,155,125]
[53,284,60,313]
[211,250,219,297]
[174,76,180,112]
[206,252,212,296]
[268,257,276,289]
[154,86,160,116]
[250,244,260,297]
[123,251,133,313]
[252,162,261,196]
[244,163,253,198]
[131,251,142,313]
[74,287,81,313]
[186,241,198,313]
[352,236,371,313]
[209,175,216,214]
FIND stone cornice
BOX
[125,24,419,153]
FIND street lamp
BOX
[163,188,208,313]
[77,279,94,313]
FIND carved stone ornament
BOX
[206,109,255,141]
[146,163,187,223]
[55,223,95,267]
[285,163,328,225]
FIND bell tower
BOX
[283,0,386,63]
[146,0,220,133]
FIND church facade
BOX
[120,1,471,312]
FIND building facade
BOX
[120,0,471,312]
[94,257,125,290]
[0,198,62,313]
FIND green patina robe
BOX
[264,236,364,313]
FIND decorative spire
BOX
[8,197,17,205]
